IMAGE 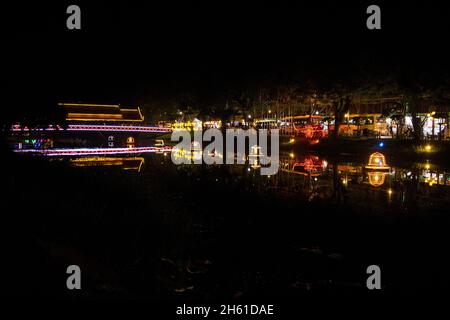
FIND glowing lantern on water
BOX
[365,152,390,170]
[367,171,387,187]
[127,136,135,144]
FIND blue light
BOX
[379,142,384,147]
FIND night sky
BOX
[4,1,450,119]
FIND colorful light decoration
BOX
[13,146,172,157]
[11,124,172,134]
[249,145,262,157]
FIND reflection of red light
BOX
[296,156,323,173]
[293,123,326,141]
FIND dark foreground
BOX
[2,144,450,302]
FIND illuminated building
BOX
[70,157,145,172]
[59,103,144,123]
[172,118,204,131]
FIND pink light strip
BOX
[13,146,173,157]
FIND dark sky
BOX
[4,1,450,119]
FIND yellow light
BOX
[289,138,295,143]
[425,145,432,151]
[366,152,390,170]
[268,110,272,114]
[388,188,393,195]
[431,111,436,116]
[425,164,430,170]
[289,153,295,158]
[67,113,123,119]
[59,103,120,108]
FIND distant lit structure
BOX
[172,118,203,131]
[59,103,144,123]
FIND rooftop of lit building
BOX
[59,103,144,122]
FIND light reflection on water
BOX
[48,148,450,214]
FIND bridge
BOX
[11,124,173,134]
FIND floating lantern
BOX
[127,136,135,144]
[365,152,390,170]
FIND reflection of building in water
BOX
[280,155,325,176]
[70,157,145,172]
[420,167,450,186]
[171,148,203,163]
[392,164,450,187]
[242,153,450,210]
